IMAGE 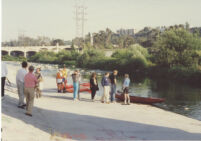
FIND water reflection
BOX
[82,72,201,121]
[149,80,201,120]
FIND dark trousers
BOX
[91,89,96,100]
[2,77,6,97]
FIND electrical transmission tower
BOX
[74,0,87,38]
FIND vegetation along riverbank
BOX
[2,26,201,87]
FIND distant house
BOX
[117,29,135,36]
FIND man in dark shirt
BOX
[109,70,118,103]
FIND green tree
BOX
[153,28,201,68]
[51,39,65,46]
[77,49,105,67]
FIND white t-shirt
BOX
[1,62,8,77]
[16,68,27,83]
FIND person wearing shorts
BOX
[62,65,67,93]
[56,69,63,93]
[34,68,43,98]
[123,74,130,105]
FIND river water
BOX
[6,61,201,121]
[42,67,201,121]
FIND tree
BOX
[134,27,161,48]
[153,28,201,68]
[51,39,65,46]
[123,35,135,48]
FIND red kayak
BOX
[66,87,91,93]
[63,83,91,93]
[115,92,165,104]
[64,83,90,89]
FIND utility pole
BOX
[74,0,87,38]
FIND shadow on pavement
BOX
[2,95,201,140]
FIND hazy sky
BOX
[2,0,201,41]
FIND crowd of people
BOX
[98,70,130,105]
[2,61,43,117]
[2,61,131,117]
[56,67,131,105]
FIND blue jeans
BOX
[110,84,116,102]
[73,82,79,99]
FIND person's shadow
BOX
[2,95,201,140]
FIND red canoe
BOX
[64,83,90,89]
[64,83,91,93]
[66,87,91,93]
[115,92,165,104]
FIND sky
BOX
[2,0,201,41]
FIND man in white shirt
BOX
[1,61,8,98]
[16,61,28,108]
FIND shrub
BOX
[2,55,27,62]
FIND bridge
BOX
[1,45,79,58]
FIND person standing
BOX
[34,68,43,98]
[62,65,67,93]
[24,66,38,117]
[56,69,63,93]
[90,72,99,101]
[1,61,8,99]
[101,72,110,104]
[109,70,118,103]
[16,61,28,108]
[72,70,79,101]
[77,70,81,100]
[123,74,130,105]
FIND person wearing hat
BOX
[24,66,38,116]
[34,68,43,98]
[56,68,63,93]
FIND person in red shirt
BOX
[24,66,38,117]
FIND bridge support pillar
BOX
[8,51,11,56]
